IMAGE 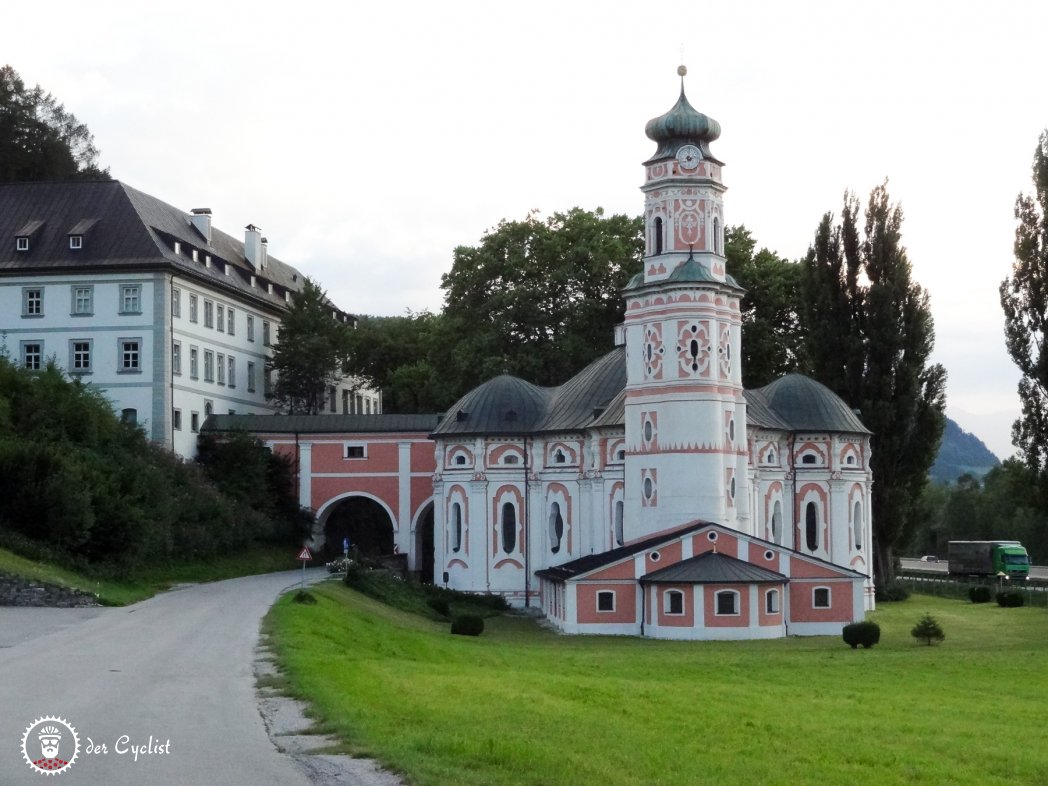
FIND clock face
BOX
[677,145,702,170]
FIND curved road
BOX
[0,569,329,785]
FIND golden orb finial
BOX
[677,64,688,77]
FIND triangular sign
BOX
[297,547,312,561]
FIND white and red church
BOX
[209,72,875,640]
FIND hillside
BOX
[931,417,1000,485]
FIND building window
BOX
[71,286,93,316]
[262,320,271,346]
[548,502,564,554]
[189,346,199,379]
[191,412,200,433]
[454,454,467,466]
[766,589,780,614]
[204,300,214,328]
[22,288,43,317]
[227,307,235,335]
[69,235,83,250]
[654,216,663,255]
[171,287,181,318]
[216,352,225,384]
[501,502,516,553]
[172,341,182,375]
[189,294,198,323]
[173,409,182,431]
[119,339,141,372]
[204,350,214,382]
[247,361,256,392]
[247,314,255,341]
[21,342,42,370]
[771,500,782,544]
[204,401,213,418]
[853,501,863,550]
[121,408,137,425]
[801,453,818,465]
[715,590,740,616]
[813,587,831,609]
[805,502,818,551]
[70,340,92,373]
[16,236,29,251]
[451,503,463,553]
[227,356,236,388]
[345,444,365,459]
[614,500,624,546]
[120,284,141,314]
[713,216,721,254]
[264,368,273,396]
[503,454,519,465]
[597,590,615,612]
[216,304,225,332]
[664,589,684,615]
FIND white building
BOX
[0,180,379,457]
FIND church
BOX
[210,70,875,640]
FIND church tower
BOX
[621,67,750,543]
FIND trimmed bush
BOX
[876,583,911,602]
[450,614,485,636]
[969,585,992,603]
[996,590,1026,608]
[911,613,945,646]
[842,620,881,649]
[427,596,451,617]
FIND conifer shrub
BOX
[842,621,881,648]
[450,614,484,636]
[969,585,993,603]
[911,613,945,646]
[996,590,1026,608]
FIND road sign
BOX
[297,547,312,561]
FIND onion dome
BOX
[644,65,722,164]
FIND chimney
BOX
[244,224,263,270]
[190,208,212,243]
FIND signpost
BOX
[298,546,312,592]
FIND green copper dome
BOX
[644,81,722,164]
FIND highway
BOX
[899,557,1048,580]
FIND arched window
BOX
[654,217,664,255]
[454,454,467,466]
[713,217,721,254]
[853,501,863,549]
[664,589,684,615]
[451,503,462,553]
[204,401,213,417]
[614,500,624,546]
[801,454,817,465]
[771,500,782,544]
[503,454,519,465]
[554,450,566,464]
[805,502,818,551]
[549,502,564,554]
[501,503,516,553]
[766,589,780,614]
[715,590,739,616]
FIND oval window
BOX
[644,420,653,443]
[805,502,818,551]
[644,477,654,500]
[501,503,516,553]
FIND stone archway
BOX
[320,496,395,561]
[413,502,435,585]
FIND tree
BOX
[910,613,945,646]
[268,278,353,415]
[1001,130,1048,484]
[800,183,947,587]
[439,208,643,391]
[723,225,803,388]
[0,65,108,181]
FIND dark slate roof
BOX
[203,413,442,434]
[0,180,346,317]
[751,374,871,434]
[742,389,792,431]
[590,388,625,428]
[537,346,625,432]
[640,551,787,584]
[431,375,554,437]
[535,521,712,582]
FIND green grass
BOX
[266,583,1048,786]
[0,543,302,605]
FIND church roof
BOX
[640,551,787,585]
[431,374,554,437]
[749,374,871,434]
[537,346,625,431]
[644,79,723,165]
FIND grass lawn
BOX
[266,582,1048,786]
[0,543,303,605]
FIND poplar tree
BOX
[800,184,947,587]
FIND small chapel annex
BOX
[209,70,875,640]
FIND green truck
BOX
[947,540,1031,580]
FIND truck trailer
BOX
[947,541,1030,580]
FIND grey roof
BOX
[537,346,625,431]
[431,375,554,437]
[640,551,787,584]
[0,180,347,318]
[203,413,442,434]
[749,374,871,434]
[590,388,625,429]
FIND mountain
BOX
[931,417,1001,485]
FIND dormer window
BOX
[174,241,181,255]
[69,235,83,250]
[16,237,29,252]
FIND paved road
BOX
[0,569,329,785]
[899,558,1048,580]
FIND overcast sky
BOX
[9,0,1046,458]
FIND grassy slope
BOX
[267,583,1048,786]
[0,544,302,605]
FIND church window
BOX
[767,449,776,464]
[451,503,463,553]
[454,454,467,465]
[501,503,516,553]
[664,589,684,615]
[597,591,615,612]
[649,550,661,563]
[846,454,856,465]
[707,531,718,543]
[713,217,721,254]
[554,450,566,464]
[766,589,780,614]
[805,502,818,551]
[614,500,624,546]
[715,590,739,616]
[616,449,625,461]
[813,587,831,609]
[643,420,653,443]
[643,476,654,500]
[549,502,564,554]
[729,476,736,499]
[503,454,519,465]
[345,444,365,459]
[771,501,782,544]
[801,453,817,465]
[853,501,863,549]
[654,217,664,255]
[728,418,735,443]
[764,549,775,561]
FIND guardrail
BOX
[896,572,1048,607]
